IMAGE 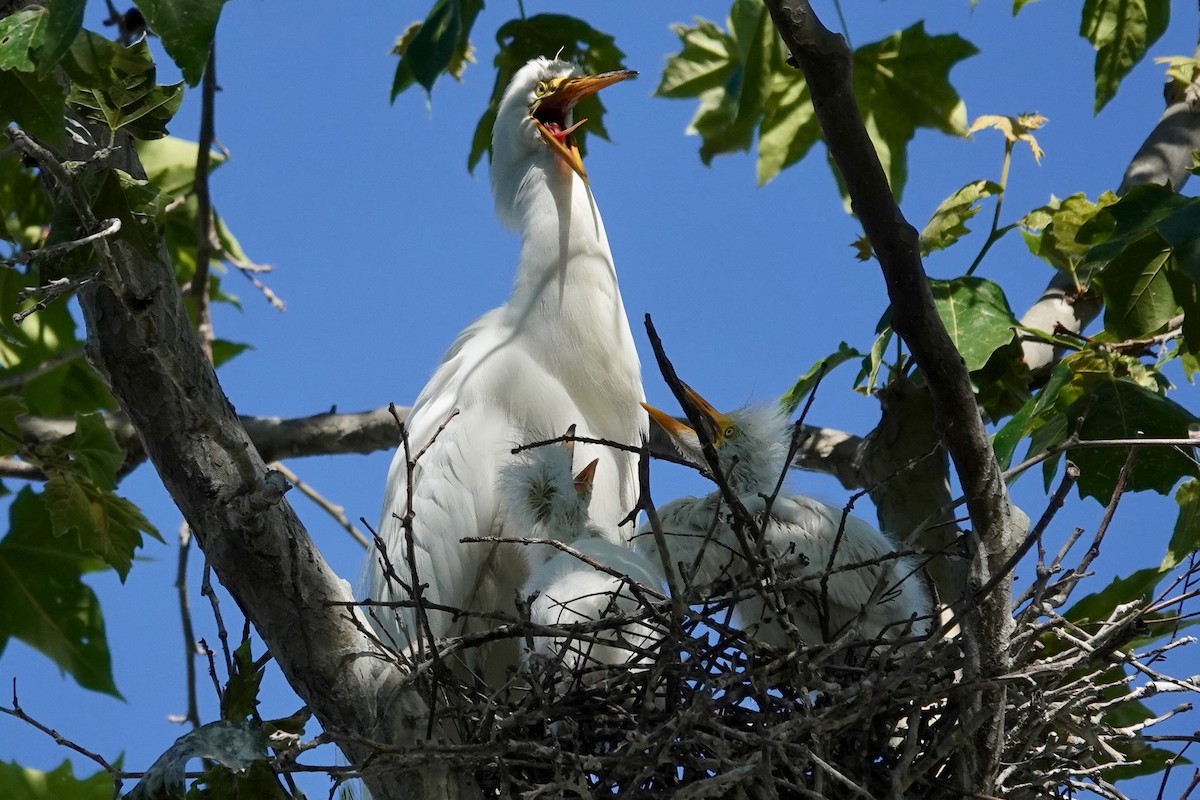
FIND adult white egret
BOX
[366,58,646,683]
[499,438,660,678]
[638,385,932,651]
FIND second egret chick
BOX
[641,384,933,652]
[501,441,661,679]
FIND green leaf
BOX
[920,179,1003,256]
[137,135,226,197]
[0,488,119,696]
[757,68,819,186]
[390,0,482,98]
[1021,191,1118,275]
[468,15,627,173]
[780,342,862,414]
[0,759,114,800]
[0,8,46,72]
[0,395,26,458]
[659,13,975,193]
[0,67,67,147]
[1164,479,1200,570]
[43,467,160,582]
[972,338,1032,421]
[64,32,183,141]
[212,339,252,368]
[39,0,85,77]
[928,276,1020,371]
[67,412,124,489]
[1065,566,1164,624]
[1068,381,1198,503]
[221,639,265,721]
[133,0,227,86]
[128,720,272,800]
[1094,233,1176,339]
[1081,0,1170,112]
[852,23,977,199]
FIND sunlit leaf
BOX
[390,0,483,99]
[0,488,119,696]
[0,759,113,800]
[920,179,1003,255]
[1021,191,1118,275]
[1094,234,1176,339]
[1081,0,1169,112]
[133,0,228,86]
[0,8,46,72]
[1068,381,1198,502]
[929,277,1020,371]
[969,113,1047,162]
[781,342,862,414]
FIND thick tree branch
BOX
[5,405,867,486]
[50,129,468,797]
[762,1,1023,791]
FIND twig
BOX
[175,523,201,729]
[270,461,368,548]
[191,48,219,362]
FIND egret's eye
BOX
[535,81,549,97]
[723,425,736,439]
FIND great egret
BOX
[638,384,932,651]
[499,437,660,679]
[366,58,646,683]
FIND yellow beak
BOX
[642,383,734,446]
[533,69,636,184]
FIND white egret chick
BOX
[500,440,660,678]
[639,384,932,651]
[366,58,646,683]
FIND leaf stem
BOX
[965,141,1013,277]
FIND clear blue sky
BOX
[4,1,1199,796]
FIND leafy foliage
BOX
[920,179,1003,256]
[658,7,976,194]
[0,759,113,800]
[134,0,228,86]
[1080,0,1169,112]
[391,0,483,98]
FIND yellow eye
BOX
[723,425,736,439]
[535,81,548,97]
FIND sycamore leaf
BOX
[63,32,183,141]
[391,0,483,99]
[920,179,1003,256]
[0,8,45,72]
[43,467,160,582]
[1164,479,1200,570]
[222,639,266,721]
[0,488,119,696]
[0,66,67,147]
[0,759,113,800]
[0,395,26,458]
[929,277,1020,371]
[660,12,975,194]
[1093,233,1176,340]
[1068,381,1198,503]
[128,720,272,800]
[852,23,977,198]
[851,235,873,262]
[780,343,863,414]
[468,15,626,173]
[1081,0,1169,112]
[969,113,1047,162]
[136,136,226,198]
[1020,191,1118,274]
[38,0,84,77]
[133,0,228,86]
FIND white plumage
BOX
[499,441,660,678]
[637,384,932,651]
[367,58,646,682]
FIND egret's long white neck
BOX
[494,151,643,430]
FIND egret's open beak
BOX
[532,69,636,184]
[573,458,599,497]
[642,383,735,447]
